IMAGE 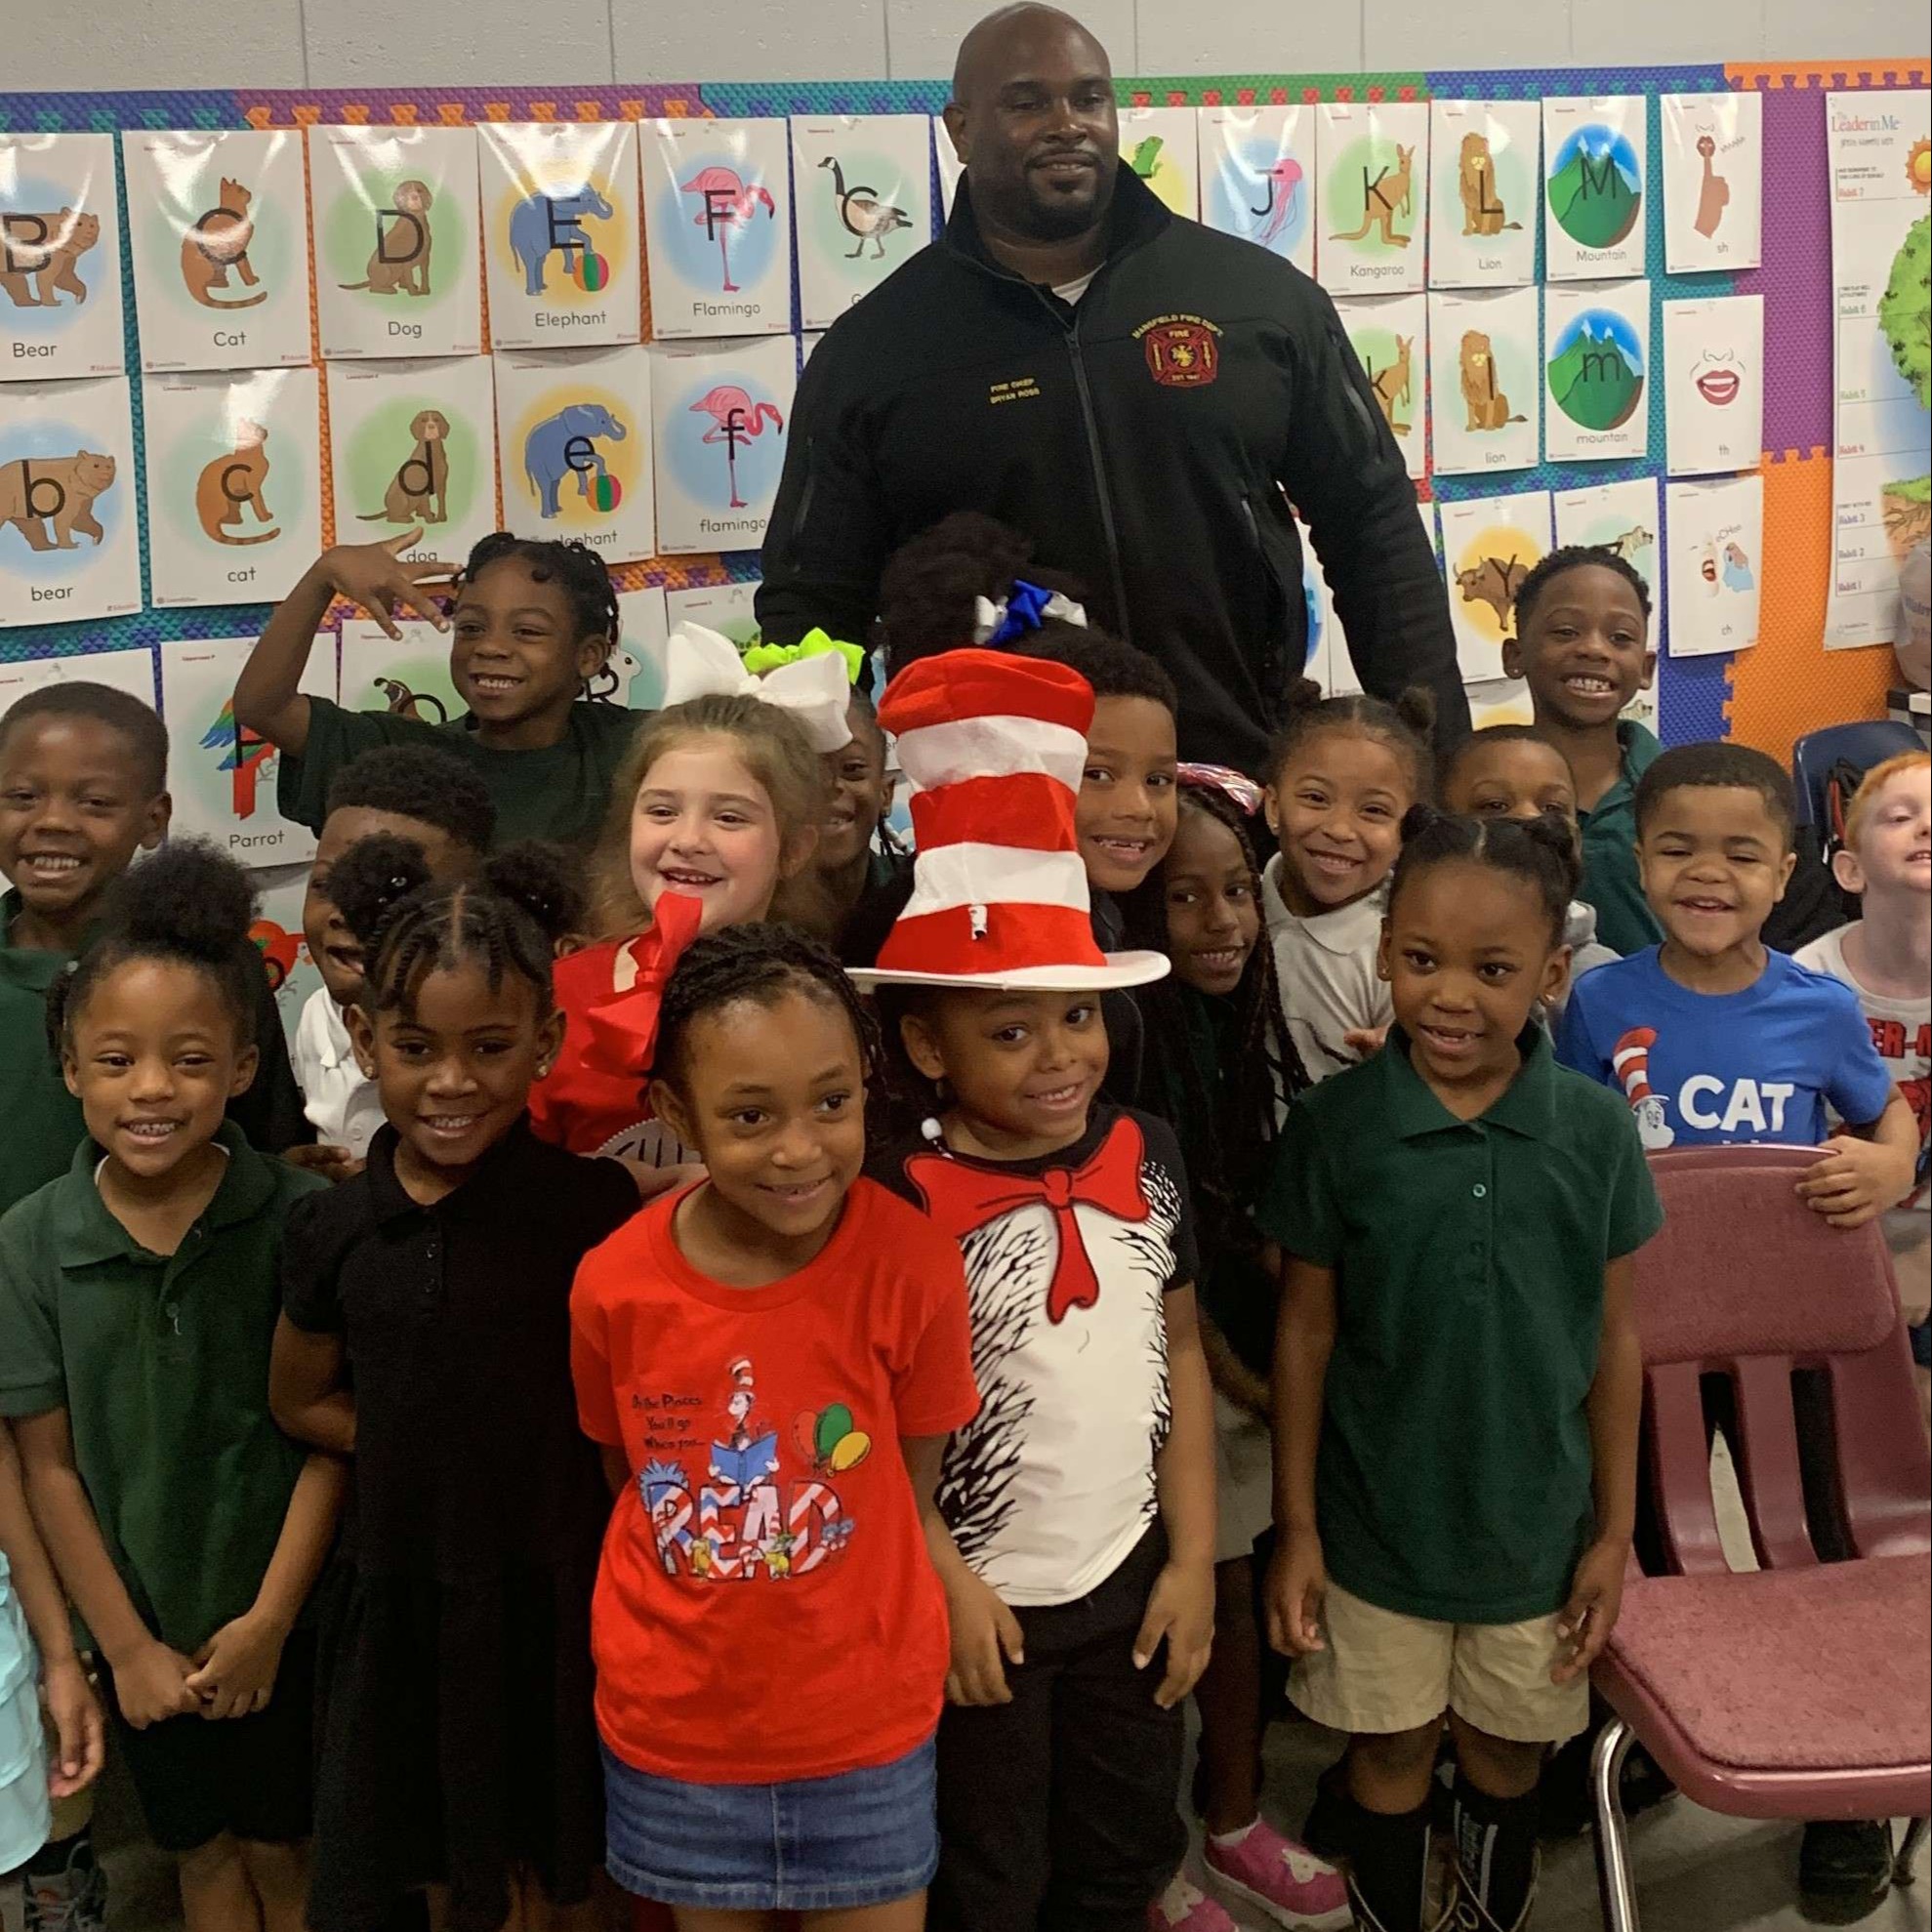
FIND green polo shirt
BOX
[0,1124,326,1652]
[276,697,641,850]
[1578,720,1663,958]
[1259,1025,1663,1624]
[0,891,309,1217]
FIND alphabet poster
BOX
[1119,107,1199,220]
[249,870,325,1034]
[311,126,482,360]
[1825,89,1932,649]
[664,579,760,647]
[0,133,126,382]
[0,375,140,628]
[1427,100,1539,289]
[1543,280,1650,463]
[1665,473,1763,657]
[478,122,641,351]
[641,118,792,340]
[1553,475,1661,647]
[0,646,157,714]
[933,120,965,219]
[1198,105,1316,276]
[122,130,312,373]
[141,366,322,608]
[1542,97,1647,281]
[339,619,462,728]
[1334,292,1426,479]
[160,635,333,863]
[1663,294,1763,477]
[495,345,655,565]
[1660,93,1762,273]
[1439,488,1553,679]
[1317,102,1427,293]
[791,117,933,333]
[1428,285,1540,476]
[1465,679,1536,729]
[1295,515,1347,694]
[611,585,670,709]
[324,356,498,568]
[650,336,795,555]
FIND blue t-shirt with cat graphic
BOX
[1555,946,1896,1152]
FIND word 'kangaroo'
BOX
[0,209,100,308]
[0,451,115,551]
[341,180,433,296]
[1331,145,1415,246]
[195,420,278,545]
[182,179,267,308]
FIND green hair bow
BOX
[741,629,866,686]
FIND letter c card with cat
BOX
[0,133,127,383]
[494,344,656,564]
[311,126,482,360]
[479,123,642,350]
[122,130,313,373]
[325,356,500,570]
[1316,102,1428,295]
[142,367,322,607]
[1427,101,1540,290]
[0,375,141,628]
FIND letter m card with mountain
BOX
[1543,98,1648,281]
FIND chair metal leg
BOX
[1895,1816,1927,1885]
[1591,1718,1642,1932]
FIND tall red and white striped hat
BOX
[852,649,1170,991]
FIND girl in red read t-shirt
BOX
[570,925,978,1931]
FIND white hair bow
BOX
[659,623,853,753]
[970,582,1089,646]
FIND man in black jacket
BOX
[758,3,1466,769]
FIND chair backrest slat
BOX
[1732,1354,1818,1570]
[1647,1360,1733,1577]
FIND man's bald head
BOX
[943,5,1119,245]
[951,4,1111,102]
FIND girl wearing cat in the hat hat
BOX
[856,649,1230,1932]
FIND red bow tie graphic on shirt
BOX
[583,892,706,1083]
[907,1117,1152,1324]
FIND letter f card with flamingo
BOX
[642,118,791,339]
[790,117,933,332]
[650,335,795,554]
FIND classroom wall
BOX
[9,0,1927,94]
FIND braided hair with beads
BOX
[458,532,620,677]
[329,832,585,1019]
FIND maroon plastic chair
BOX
[1590,1144,1932,1931]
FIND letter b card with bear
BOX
[0,133,127,382]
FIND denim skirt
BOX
[600,1735,938,1912]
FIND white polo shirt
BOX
[293,988,388,1158]
[1260,856,1392,1085]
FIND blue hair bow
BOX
[972,578,1089,647]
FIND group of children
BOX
[0,512,1922,1932]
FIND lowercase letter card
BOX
[1543,280,1651,464]
[791,118,934,332]
[1428,285,1541,477]
[479,123,642,351]
[1665,473,1763,658]
[1661,94,1762,275]
[1334,292,1427,480]
[142,366,322,607]
[1663,294,1764,477]
[0,376,141,627]
[495,345,656,567]
[123,130,312,373]
[1198,105,1317,277]
[311,125,482,361]
[650,336,796,555]
[641,118,792,340]
[325,356,499,568]
[0,133,127,382]
[1553,475,1662,648]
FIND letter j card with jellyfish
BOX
[641,119,792,340]
[1199,106,1316,276]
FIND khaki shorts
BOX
[1213,1393,1274,1563]
[1290,1578,1589,1745]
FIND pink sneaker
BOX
[1205,1821,1353,1930]
[1148,1870,1239,1930]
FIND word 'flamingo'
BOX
[690,387,784,509]
[679,167,776,292]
